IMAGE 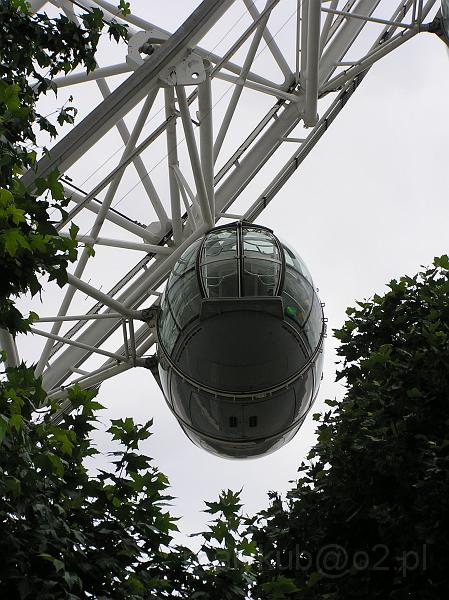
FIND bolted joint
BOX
[142,354,159,371]
[140,306,160,325]
[159,51,207,86]
[426,15,443,34]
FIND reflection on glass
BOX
[201,260,238,297]
[243,258,279,296]
[168,269,201,329]
[158,307,179,354]
[292,368,313,419]
[172,238,202,278]
[304,295,323,350]
[282,267,313,326]
[281,242,313,284]
[243,227,280,260]
[159,241,203,353]
[201,228,237,264]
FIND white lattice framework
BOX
[1,0,445,417]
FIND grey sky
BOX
[17,0,449,541]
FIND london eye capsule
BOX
[156,222,325,459]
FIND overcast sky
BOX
[18,0,449,542]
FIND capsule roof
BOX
[199,223,283,298]
[158,222,321,360]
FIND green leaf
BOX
[46,169,64,200]
[39,554,65,573]
[0,416,8,444]
[324,399,339,407]
[47,453,65,477]
[0,188,14,205]
[2,228,31,256]
[306,571,322,588]
[2,83,21,112]
[261,576,299,599]
[118,0,131,15]
[5,477,21,497]
[69,222,79,240]
[11,0,31,13]
[9,413,23,432]
[434,254,449,269]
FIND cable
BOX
[68,0,265,189]
[108,2,301,211]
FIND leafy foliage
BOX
[0,361,260,599]
[0,364,180,598]
[0,0,127,333]
[3,5,449,600]
[249,258,449,599]
[0,4,256,598]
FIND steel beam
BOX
[42,225,208,391]
[30,0,47,11]
[198,72,215,216]
[176,86,214,228]
[21,0,237,189]
[164,87,183,244]
[0,330,20,368]
[20,0,438,400]
[63,185,164,242]
[59,232,173,254]
[303,0,321,126]
[31,327,131,363]
[92,0,281,90]
[213,3,269,162]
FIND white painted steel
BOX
[21,0,237,187]
[6,0,439,407]
[164,87,183,244]
[59,232,173,254]
[213,2,270,161]
[198,73,215,215]
[176,86,214,227]
[303,0,321,126]
[30,327,133,363]
[0,330,20,368]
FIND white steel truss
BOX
[3,0,444,408]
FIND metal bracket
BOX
[126,30,165,68]
[140,307,160,328]
[159,51,206,86]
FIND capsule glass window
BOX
[158,306,179,355]
[281,242,313,285]
[242,227,280,260]
[282,267,314,327]
[242,258,280,296]
[201,260,239,297]
[168,268,202,330]
[242,227,282,296]
[200,228,238,263]
[304,294,324,351]
[172,238,202,279]
[200,228,238,298]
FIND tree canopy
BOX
[249,256,449,599]
[0,0,126,333]
[1,2,449,599]
[0,3,254,598]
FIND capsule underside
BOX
[157,223,325,458]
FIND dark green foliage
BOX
[250,258,449,599]
[3,5,449,599]
[0,0,127,333]
[0,364,179,598]
[0,361,257,598]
